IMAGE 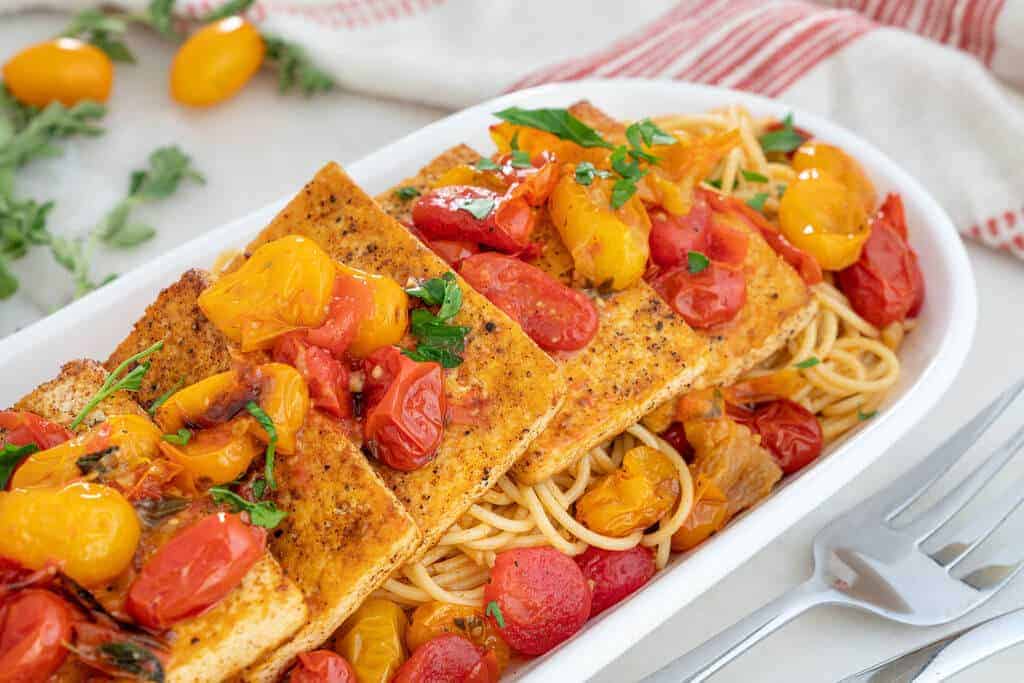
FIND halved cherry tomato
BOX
[431,240,480,267]
[306,273,373,358]
[170,17,265,107]
[837,193,925,327]
[363,347,446,471]
[0,411,72,450]
[2,38,112,107]
[288,651,357,683]
[483,547,591,656]
[391,635,498,683]
[459,252,598,352]
[413,185,535,254]
[127,512,265,629]
[648,202,712,269]
[650,261,746,329]
[575,546,656,617]
[0,589,74,682]
[407,603,510,673]
[733,399,823,474]
[275,333,352,419]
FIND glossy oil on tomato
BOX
[336,598,408,683]
[170,17,265,106]
[459,252,598,352]
[575,546,656,617]
[407,602,511,673]
[255,362,310,454]
[0,589,74,682]
[3,38,112,107]
[0,482,140,586]
[161,418,261,487]
[649,203,749,270]
[305,272,373,358]
[288,651,357,683]
[333,265,409,358]
[575,445,680,537]
[734,399,823,474]
[362,347,446,471]
[413,185,535,254]
[0,411,72,450]
[274,334,352,419]
[650,261,746,329]
[670,482,729,551]
[391,634,498,683]
[792,141,876,213]
[127,512,265,629]
[483,547,591,656]
[778,169,870,271]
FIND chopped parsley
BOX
[746,192,770,212]
[509,149,532,168]
[626,118,676,148]
[687,251,710,274]
[494,107,614,150]
[96,642,164,683]
[741,169,770,183]
[245,401,278,490]
[146,378,183,416]
[0,443,38,488]
[403,273,469,369]
[394,186,420,201]
[858,409,878,421]
[161,428,191,446]
[485,600,506,628]
[406,271,462,319]
[474,158,500,171]
[609,146,648,209]
[758,113,806,154]
[794,356,821,369]
[70,340,162,429]
[454,197,495,220]
[210,486,287,528]
[574,161,612,186]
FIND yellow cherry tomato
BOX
[792,141,876,213]
[254,362,309,453]
[547,167,651,290]
[161,417,261,487]
[11,415,163,489]
[198,235,336,351]
[170,17,265,107]
[576,446,680,537]
[670,481,729,552]
[0,482,140,586]
[155,370,240,433]
[336,598,408,683]
[337,265,409,358]
[406,602,510,673]
[778,169,870,271]
[2,37,113,107]
[489,122,608,167]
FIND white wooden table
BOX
[3,13,1023,682]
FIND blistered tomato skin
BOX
[738,399,823,474]
[2,38,113,107]
[127,512,265,630]
[407,602,511,673]
[650,262,746,329]
[575,546,656,617]
[413,185,535,254]
[336,598,408,683]
[0,482,140,586]
[274,334,352,419]
[484,547,592,656]
[287,651,357,683]
[170,17,265,106]
[670,483,729,552]
[459,252,598,352]
[161,418,261,486]
[0,589,74,681]
[391,634,498,683]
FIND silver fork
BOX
[643,379,1024,683]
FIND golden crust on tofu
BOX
[247,162,565,553]
[381,147,709,485]
[11,362,308,682]
[105,269,239,406]
[242,411,420,681]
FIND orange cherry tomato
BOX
[127,512,265,630]
[413,185,536,254]
[0,411,72,450]
[0,589,74,682]
[391,635,498,683]
[170,17,265,107]
[287,651,357,683]
[2,38,113,107]
[362,347,445,471]
[650,261,747,329]
[778,169,870,271]
[671,481,730,552]
[459,252,599,352]
[793,141,876,213]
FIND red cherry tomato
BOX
[575,546,656,617]
[127,513,266,630]
[659,422,694,461]
[275,333,352,419]
[648,201,713,268]
[306,275,373,358]
[413,185,536,253]
[459,252,599,351]
[0,589,74,682]
[837,193,925,327]
[502,156,559,207]
[483,547,591,656]
[431,240,481,267]
[651,262,747,329]
[392,634,498,683]
[738,399,823,474]
[287,651,357,683]
[362,346,446,471]
[0,411,73,450]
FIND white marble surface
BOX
[4,12,1024,682]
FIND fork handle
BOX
[641,578,844,683]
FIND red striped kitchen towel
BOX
[3,0,1021,256]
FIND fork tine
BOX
[877,379,1024,522]
[899,422,1024,540]
[964,560,1024,595]
[926,477,1024,567]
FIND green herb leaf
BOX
[394,186,420,200]
[252,477,267,500]
[0,442,38,488]
[494,107,613,150]
[262,34,335,96]
[71,340,162,429]
[610,146,646,181]
[161,428,192,446]
[610,178,639,210]
[857,409,878,421]
[746,192,769,212]
[133,496,189,526]
[76,446,116,475]
[706,178,723,189]
[142,0,177,38]
[794,356,821,369]
[210,486,287,528]
[573,161,611,186]
[404,308,470,369]
[147,378,183,416]
[405,272,462,320]
[202,0,256,22]
[485,600,506,628]
[0,255,18,299]
[741,169,770,183]
[508,130,521,152]
[128,146,205,202]
[245,401,278,490]
[474,158,500,171]
[97,642,164,682]
[758,113,806,154]
[0,99,105,170]
[454,197,494,221]
[628,118,676,147]
[62,9,136,63]
[509,149,532,169]
[687,250,710,274]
